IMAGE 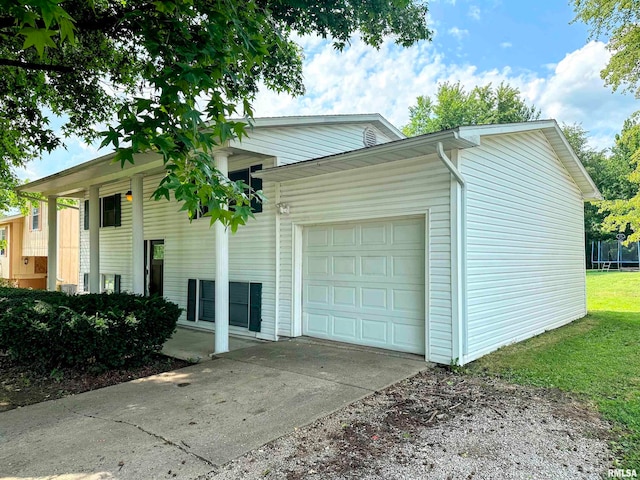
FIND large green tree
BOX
[1,0,431,228]
[573,0,640,98]
[574,1,640,241]
[562,124,637,256]
[402,81,540,136]
[599,115,640,242]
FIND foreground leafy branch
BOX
[1,0,431,230]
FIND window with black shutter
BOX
[101,194,121,227]
[186,279,261,332]
[229,165,263,214]
[199,280,215,322]
[83,194,122,230]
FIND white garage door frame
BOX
[290,212,430,361]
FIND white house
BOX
[19,114,601,365]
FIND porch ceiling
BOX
[19,147,272,197]
[252,131,478,183]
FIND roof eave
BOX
[253,130,478,182]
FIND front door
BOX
[145,239,164,296]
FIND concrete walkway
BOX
[161,327,265,362]
[0,338,427,480]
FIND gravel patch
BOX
[202,369,612,480]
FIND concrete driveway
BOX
[0,338,427,480]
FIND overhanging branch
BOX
[0,59,74,73]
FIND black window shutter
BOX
[229,282,249,328]
[187,279,196,321]
[114,193,122,227]
[114,274,121,293]
[84,200,89,230]
[249,282,262,332]
[83,273,89,292]
[250,165,263,213]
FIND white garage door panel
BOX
[303,218,425,354]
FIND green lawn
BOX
[468,271,640,469]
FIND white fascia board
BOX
[242,114,405,140]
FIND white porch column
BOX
[89,185,100,293]
[46,195,58,291]
[214,150,231,354]
[131,175,145,295]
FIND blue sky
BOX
[21,0,639,182]
[429,0,591,73]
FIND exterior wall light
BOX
[276,203,290,215]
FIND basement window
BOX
[186,279,262,332]
[102,274,121,294]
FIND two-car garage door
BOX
[303,217,425,354]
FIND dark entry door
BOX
[145,239,164,296]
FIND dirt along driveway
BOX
[205,368,612,480]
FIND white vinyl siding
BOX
[277,154,454,364]
[461,131,586,362]
[232,124,396,166]
[79,181,131,293]
[78,158,278,340]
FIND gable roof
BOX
[457,120,602,200]
[254,119,602,201]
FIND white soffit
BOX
[19,148,271,197]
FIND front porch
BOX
[162,326,265,362]
[19,145,273,356]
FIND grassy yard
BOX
[468,271,640,469]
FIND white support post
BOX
[46,195,58,291]
[89,185,100,293]
[214,150,231,354]
[131,175,145,295]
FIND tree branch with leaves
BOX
[1,0,432,230]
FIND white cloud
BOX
[252,38,638,150]
[534,41,636,149]
[468,5,481,20]
[22,37,640,181]
[448,27,469,40]
[500,42,512,49]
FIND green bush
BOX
[0,288,181,371]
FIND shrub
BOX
[0,288,181,371]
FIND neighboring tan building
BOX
[0,202,79,290]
